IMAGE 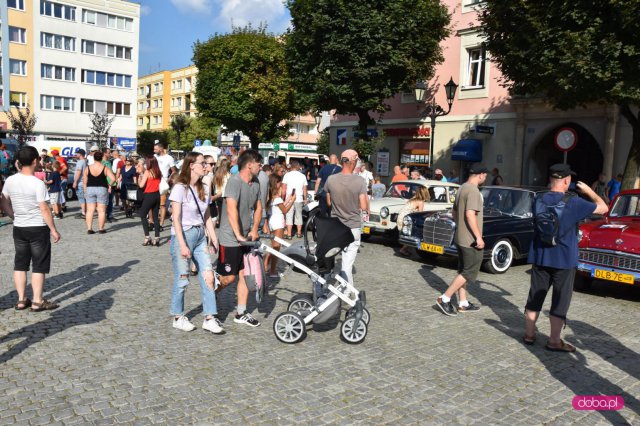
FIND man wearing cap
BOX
[73,149,88,218]
[523,163,607,352]
[324,149,368,285]
[51,150,68,211]
[436,165,488,316]
[87,145,99,165]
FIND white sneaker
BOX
[202,317,225,334]
[173,315,196,331]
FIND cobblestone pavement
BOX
[0,202,638,425]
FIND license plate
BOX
[420,242,444,254]
[593,269,634,285]
[362,226,370,234]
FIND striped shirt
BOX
[1,173,50,227]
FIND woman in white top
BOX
[263,173,296,278]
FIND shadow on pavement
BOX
[419,267,639,422]
[0,289,115,364]
[0,260,139,309]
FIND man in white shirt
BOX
[87,145,99,165]
[0,146,61,312]
[153,141,177,229]
[283,160,308,238]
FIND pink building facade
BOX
[328,0,632,186]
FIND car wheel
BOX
[483,239,515,274]
[573,273,593,292]
[65,186,75,200]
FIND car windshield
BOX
[480,187,534,218]
[609,194,640,217]
[384,182,425,199]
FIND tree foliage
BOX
[137,130,170,156]
[179,116,219,150]
[316,130,329,156]
[89,112,115,149]
[285,0,450,137]
[170,114,190,148]
[6,106,37,148]
[480,0,640,188]
[193,25,300,149]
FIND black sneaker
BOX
[458,302,481,313]
[436,297,458,316]
[233,313,261,327]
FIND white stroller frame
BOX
[239,233,369,344]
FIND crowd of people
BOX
[0,142,618,351]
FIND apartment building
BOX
[137,65,197,131]
[1,0,140,141]
[328,0,632,186]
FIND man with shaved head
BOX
[315,153,342,217]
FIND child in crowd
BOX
[371,175,386,199]
[46,161,63,219]
[263,173,296,278]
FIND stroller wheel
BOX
[340,317,367,344]
[273,312,307,344]
[287,294,314,315]
[345,307,370,325]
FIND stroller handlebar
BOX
[238,240,262,248]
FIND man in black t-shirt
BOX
[314,154,342,217]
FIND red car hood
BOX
[583,219,640,254]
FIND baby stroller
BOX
[125,183,142,218]
[240,214,369,344]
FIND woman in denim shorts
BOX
[83,151,116,234]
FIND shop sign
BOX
[385,126,430,138]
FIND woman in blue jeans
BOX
[169,152,223,334]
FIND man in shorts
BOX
[0,146,61,312]
[216,149,263,327]
[325,149,368,286]
[523,164,608,352]
[436,165,488,316]
[154,141,177,229]
[283,160,308,238]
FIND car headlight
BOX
[380,207,389,218]
[578,229,583,241]
[402,216,412,235]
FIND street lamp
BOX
[415,77,458,168]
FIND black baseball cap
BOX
[468,165,489,174]
[549,163,576,179]
[76,149,86,156]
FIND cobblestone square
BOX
[0,203,638,424]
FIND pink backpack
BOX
[243,251,266,303]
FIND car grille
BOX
[579,250,640,271]
[369,214,380,223]
[422,216,455,247]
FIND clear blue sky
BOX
[138,0,292,76]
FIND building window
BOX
[82,9,133,31]
[81,99,131,116]
[10,92,28,108]
[41,95,74,111]
[464,47,486,89]
[41,1,76,21]
[9,60,27,76]
[172,80,183,90]
[41,64,75,82]
[8,0,26,11]
[137,118,143,126]
[82,70,132,88]
[41,32,75,51]
[138,87,144,96]
[138,102,144,111]
[154,83,162,92]
[9,27,27,44]
[81,40,133,60]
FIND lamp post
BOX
[415,77,458,168]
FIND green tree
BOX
[285,0,450,138]
[170,114,190,149]
[480,0,640,189]
[316,130,329,156]
[193,25,300,149]
[137,130,170,156]
[179,116,220,151]
[6,105,37,148]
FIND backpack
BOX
[243,250,266,303]
[534,193,574,246]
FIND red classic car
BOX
[576,189,640,290]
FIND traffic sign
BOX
[194,139,202,147]
[554,127,577,152]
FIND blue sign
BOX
[194,139,202,147]
[353,128,379,138]
[451,139,482,162]
[117,137,137,151]
[336,129,347,145]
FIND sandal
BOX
[98,230,107,234]
[296,234,303,238]
[30,299,59,312]
[522,334,536,345]
[142,237,151,246]
[15,299,31,310]
[152,239,160,247]
[545,340,576,352]
[87,230,95,234]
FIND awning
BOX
[451,139,482,162]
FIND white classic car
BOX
[362,180,459,240]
